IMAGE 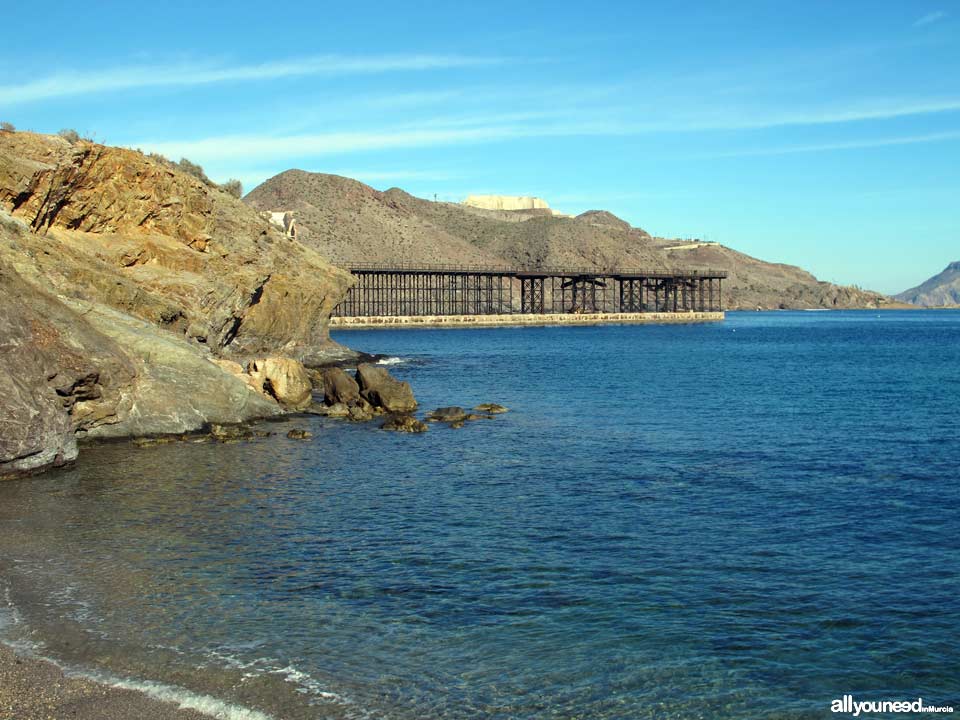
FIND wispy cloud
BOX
[914,10,947,27]
[129,94,960,163]
[0,54,506,106]
[310,169,461,182]
[132,126,537,161]
[703,130,960,158]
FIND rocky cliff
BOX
[0,132,354,478]
[895,262,960,307]
[246,170,895,310]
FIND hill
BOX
[245,171,894,311]
[895,262,960,307]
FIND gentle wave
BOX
[1,581,272,720]
[376,356,407,365]
[77,670,274,720]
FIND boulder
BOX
[475,403,509,414]
[324,402,351,417]
[322,367,360,406]
[249,357,312,410]
[381,415,429,433]
[427,406,469,423]
[355,363,417,413]
[286,428,313,440]
[348,405,375,422]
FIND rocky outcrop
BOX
[356,363,417,413]
[61,299,281,440]
[0,133,360,477]
[895,262,960,307]
[248,357,312,410]
[0,132,354,364]
[322,367,361,406]
[0,269,77,477]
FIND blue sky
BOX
[1,1,958,294]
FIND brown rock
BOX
[381,415,429,433]
[0,131,355,363]
[475,403,509,414]
[248,357,312,410]
[286,428,313,440]
[355,363,417,413]
[348,405,375,422]
[427,406,469,423]
[0,261,134,478]
[322,367,360,406]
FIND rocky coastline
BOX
[0,130,361,479]
[0,132,509,479]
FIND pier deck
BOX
[332,263,727,321]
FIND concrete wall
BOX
[463,195,551,211]
[330,311,724,329]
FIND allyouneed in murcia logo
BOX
[832,695,955,716]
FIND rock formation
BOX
[895,262,960,307]
[248,357,313,410]
[322,367,361,406]
[355,363,417,413]
[0,132,356,478]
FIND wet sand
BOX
[0,643,209,720]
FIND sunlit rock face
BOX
[462,195,551,211]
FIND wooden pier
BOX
[332,263,727,320]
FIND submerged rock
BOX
[210,423,254,442]
[381,415,429,433]
[475,403,509,414]
[356,363,417,413]
[427,406,469,423]
[286,428,313,440]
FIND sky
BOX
[1,1,958,294]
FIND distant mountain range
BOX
[895,262,960,307]
[245,170,896,311]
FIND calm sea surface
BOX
[1,311,958,719]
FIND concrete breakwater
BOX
[330,311,725,329]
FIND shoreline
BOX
[0,642,221,720]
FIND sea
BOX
[1,310,958,720]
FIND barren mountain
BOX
[246,171,895,310]
[895,262,960,307]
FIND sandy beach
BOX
[0,643,209,720]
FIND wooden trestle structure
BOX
[332,263,727,317]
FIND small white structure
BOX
[262,211,297,238]
[463,195,552,212]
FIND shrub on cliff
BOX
[177,158,214,186]
[0,121,14,132]
[221,179,243,198]
[58,128,81,143]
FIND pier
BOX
[331,263,727,327]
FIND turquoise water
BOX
[1,311,958,719]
